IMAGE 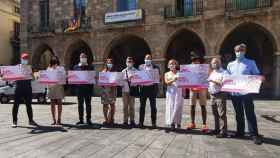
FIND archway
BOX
[65,40,94,95]
[32,44,54,70]
[166,29,206,66]
[106,35,151,71]
[165,29,206,98]
[66,40,93,70]
[106,35,151,96]
[220,23,277,97]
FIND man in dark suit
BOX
[138,54,160,128]
[73,53,94,125]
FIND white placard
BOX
[177,64,209,88]
[145,69,160,84]
[98,72,123,86]
[0,65,32,81]
[68,71,96,85]
[130,70,154,86]
[38,70,66,85]
[221,75,263,93]
[104,9,143,24]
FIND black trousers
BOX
[231,94,258,136]
[77,95,92,121]
[139,96,157,125]
[12,90,33,122]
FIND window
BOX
[176,0,195,16]
[74,0,87,18]
[13,22,20,39]
[39,0,49,29]
[117,0,137,12]
[14,7,20,14]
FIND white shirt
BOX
[121,67,137,93]
[208,68,228,94]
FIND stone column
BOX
[273,52,280,98]
[154,58,166,97]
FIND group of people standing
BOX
[9,43,263,145]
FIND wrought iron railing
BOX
[225,0,272,12]
[164,0,203,19]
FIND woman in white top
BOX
[47,57,65,125]
[164,59,184,130]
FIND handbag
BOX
[126,70,140,97]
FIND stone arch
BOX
[219,22,278,97]
[32,43,55,70]
[104,34,151,71]
[64,39,94,69]
[165,28,206,66]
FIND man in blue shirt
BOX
[227,44,263,145]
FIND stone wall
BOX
[21,0,280,97]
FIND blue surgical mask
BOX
[107,64,113,69]
[145,60,152,65]
[21,59,28,65]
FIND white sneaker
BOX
[11,122,17,128]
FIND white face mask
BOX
[169,64,176,70]
[211,63,219,70]
[145,60,152,65]
[21,59,28,65]
[80,58,87,64]
[126,62,133,68]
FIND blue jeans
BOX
[231,94,258,136]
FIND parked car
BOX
[0,80,47,104]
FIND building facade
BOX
[21,0,280,98]
[0,0,20,65]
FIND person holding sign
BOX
[208,58,228,138]
[121,57,138,127]
[186,51,208,132]
[73,53,94,125]
[165,59,184,130]
[138,54,160,128]
[47,57,65,125]
[100,58,117,126]
[227,44,263,145]
[11,53,37,128]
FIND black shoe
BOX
[232,132,245,138]
[123,122,129,126]
[130,121,136,128]
[208,130,220,135]
[171,124,175,131]
[29,120,38,126]
[76,121,84,125]
[177,124,181,129]
[87,120,93,125]
[252,135,263,145]
[138,123,144,129]
[216,133,228,138]
[152,123,157,129]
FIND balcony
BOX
[163,0,203,19]
[225,0,272,12]
[61,16,91,33]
